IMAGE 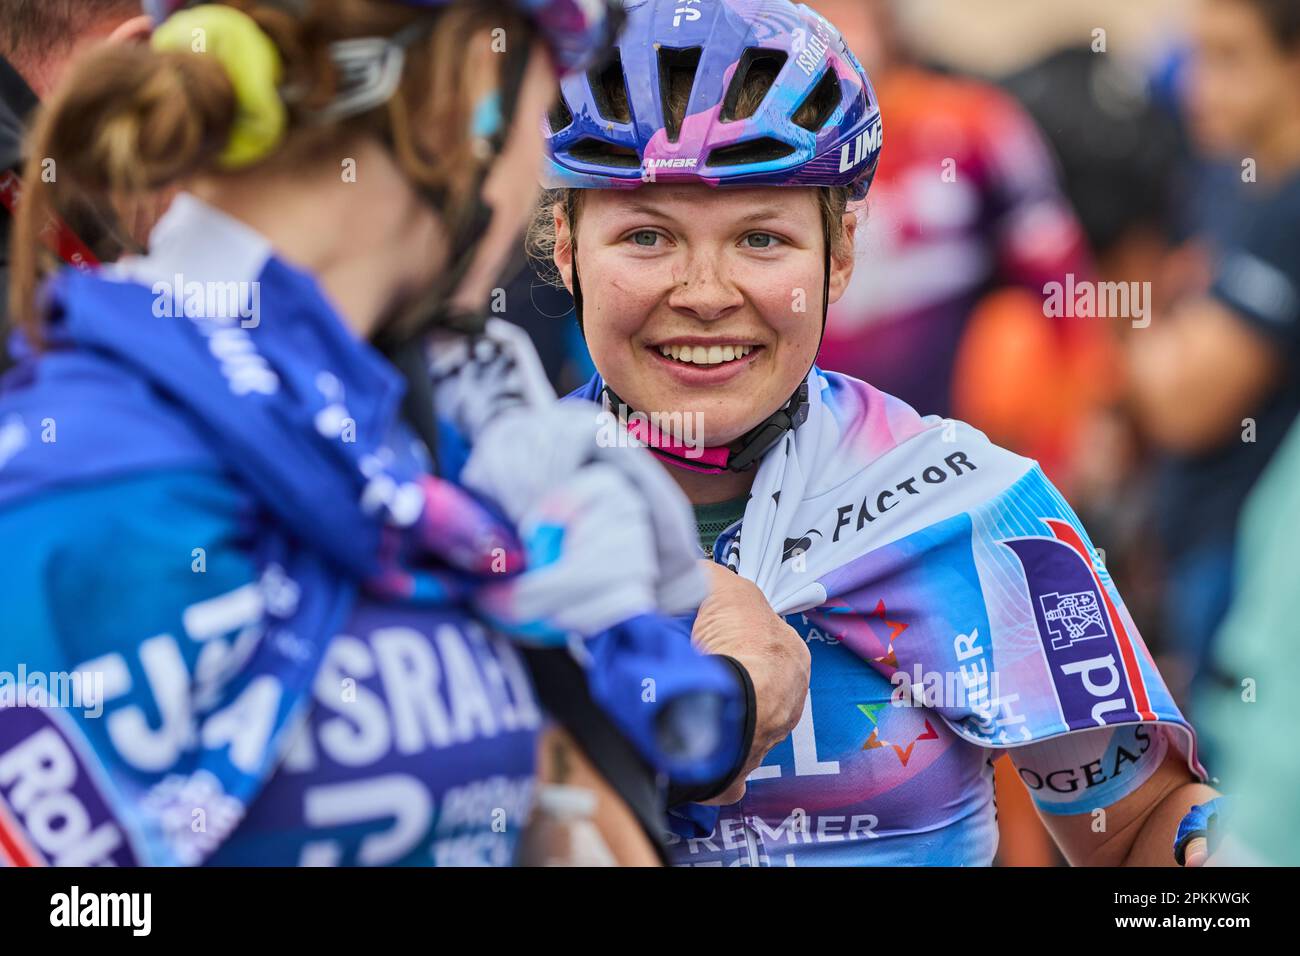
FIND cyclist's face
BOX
[557,185,855,447]
[447,40,555,311]
[1189,0,1300,154]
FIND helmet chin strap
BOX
[572,209,832,475]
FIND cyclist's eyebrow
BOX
[616,202,787,225]
[735,208,787,224]
[618,201,680,221]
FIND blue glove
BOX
[583,614,743,785]
[1174,796,1231,865]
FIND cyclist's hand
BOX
[691,560,810,803]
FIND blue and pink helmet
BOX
[143,0,625,78]
[544,0,882,198]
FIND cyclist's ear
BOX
[827,212,858,304]
[108,15,153,44]
[553,202,575,296]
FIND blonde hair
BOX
[10,0,529,341]
[526,60,855,287]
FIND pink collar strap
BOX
[622,414,732,474]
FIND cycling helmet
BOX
[544,0,881,196]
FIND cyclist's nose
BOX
[666,250,744,323]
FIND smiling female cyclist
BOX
[0,0,748,867]
[537,0,1222,866]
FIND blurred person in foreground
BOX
[808,0,1089,424]
[0,0,758,867]
[1,1,153,369]
[1119,0,1300,720]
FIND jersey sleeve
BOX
[1008,721,1173,815]
[801,442,1205,784]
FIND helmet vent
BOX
[657,46,703,143]
[720,48,789,123]
[589,51,632,123]
[548,91,574,133]
[566,138,642,169]
[706,137,796,167]
[793,68,842,133]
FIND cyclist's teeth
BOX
[658,344,754,365]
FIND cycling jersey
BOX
[0,470,540,867]
[694,496,748,556]
[571,369,1205,866]
[0,195,546,866]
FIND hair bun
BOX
[151,4,286,169]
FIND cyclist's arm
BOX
[688,561,809,805]
[526,725,662,866]
[1009,728,1219,866]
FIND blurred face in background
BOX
[448,38,556,311]
[808,0,897,76]
[1188,0,1300,155]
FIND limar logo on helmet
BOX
[839,119,883,174]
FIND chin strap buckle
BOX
[726,380,809,472]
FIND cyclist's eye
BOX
[630,230,660,247]
[744,233,779,249]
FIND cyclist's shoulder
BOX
[0,468,259,668]
[1,468,255,598]
[2,464,248,542]
[816,367,941,442]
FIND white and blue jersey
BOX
[0,195,544,866]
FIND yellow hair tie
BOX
[152,4,286,169]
